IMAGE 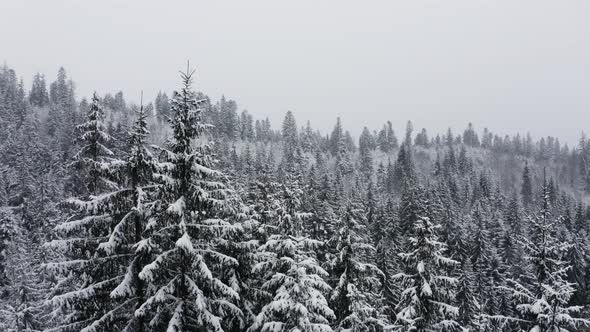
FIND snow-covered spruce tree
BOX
[281,110,299,166]
[216,151,268,331]
[455,260,477,330]
[504,193,523,237]
[244,162,280,241]
[521,162,533,209]
[393,215,461,332]
[329,202,386,331]
[214,210,262,332]
[0,114,60,332]
[565,232,588,306]
[371,197,399,322]
[249,177,335,332]
[304,165,338,244]
[68,93,118,196]
[0,209,12,288]
[501,179,590,332]
[239,160,292,327]
[45,93,125,331]
[467,207,495,317]
[359,127,375,181]
[135,67,241,331]
[0,213,52,332]
[500,195,529,285]
[392,138,416,193]
[397,184,429,241]
[0,208,42,332]
[94,102,160,332]
[335,133,354,178]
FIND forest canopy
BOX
[0,64,589,331]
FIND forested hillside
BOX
[0,64,589,331]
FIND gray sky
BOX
[2,0,590,145]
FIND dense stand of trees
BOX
[0,64,589,331]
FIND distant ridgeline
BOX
[0,64,589,331]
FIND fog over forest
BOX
[3,0,590,144]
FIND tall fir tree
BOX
[249,177,335,332]
[394,214,460,332]
[359,127,375,180]
[502,177,590,331]
[46,93,124,331]
[329,203,386,331]
[95,100,160,332]
[521,162,533,208]
[135,67,242,331]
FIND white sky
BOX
[2,0,590,145]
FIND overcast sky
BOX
[2,0,590,145]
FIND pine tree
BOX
[10,114,39,226]
[299,120,313,153]
[393,215,460,332]
[462,123,480,147]
[135,67,241,331]
[359,127,375,180]
[455,260,477,330]
[46,92,124,331]
[50,67,79,162]
[468,206,503,321]
[457,145,471,175]
[69,93,118,195]
[414,128,429,147]
[392,144,416,193]
[330,117,344,156]
[239,110,255,141]
[335,134,353,177]
[29,73,49,108]
[218,96,239,139]
[521,162,533,208]
[0,214,52,332]
[228,150,276,331]
[398,184,428,239]
[0,210,12,288]
[565,232,587,306]
[282,111,299,167]
[386,121,398,151]
[377,124,389,153]
[504,193,522,237]
[573,202,586,232]
[502,178,590,331]
[215,208,261,332]
[305,188,337,243]
[155,91,171,123]
[93,101,160,332]
[330,203,385,331]
[249,179,335,332]
[372,198,399,323]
